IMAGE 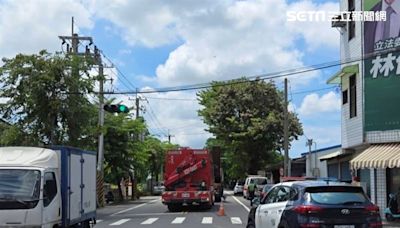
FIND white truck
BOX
[0,146,97,227]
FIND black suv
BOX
[247,181,382,228]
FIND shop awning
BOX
[350,143,400,169]
[327,64,359,84]
[319,151,342,161]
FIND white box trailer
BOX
[0,146,97,227]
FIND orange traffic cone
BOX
[217,200,225,216]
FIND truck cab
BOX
[0,147,96,228]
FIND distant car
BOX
[153,183,165,195]
[105,191,114,204]
[243,176,269,199]
[234,180,245,195]
[246,181,382,228]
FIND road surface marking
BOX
[96,219,103,223]
[141,218,159,225]
[110,219,130,226]
[123,212,184,216]
[201,217,213,224]
[232,195,250,212]
[231,217,242,224]
[111,199,159,216]
[171,217,186,224]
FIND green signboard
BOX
[364,0,400,131]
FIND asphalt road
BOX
[94,191,252,228]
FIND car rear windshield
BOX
[253,178,268,185]
[306,186,368,205]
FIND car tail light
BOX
[365,205,380,215]
[294,205,323,214]
[369,222,382,228]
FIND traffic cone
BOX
[217,200,225,216]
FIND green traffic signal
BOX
[104,104,129,113]
[118,105,129,113]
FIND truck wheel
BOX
[168,204,181,212]
[215,194,221,202]
[81,220,91,228]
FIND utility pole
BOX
[59,17,93,55]
[306,139,313,176]
[167,129,174,143]
[96,47,105,172]
[95,49,107,207]
[136,88,140,118]
[283,78,289,177]
[59,17,107,207]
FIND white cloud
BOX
[286,1,339,51]
[0,0,93,58]
[91,0,339,88]
[298,91,341,116]
[138,90,211,147]
[93,0,179,48]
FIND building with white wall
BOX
[328,0,400,217]
[301,145,343,178]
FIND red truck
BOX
[161,147,223,212]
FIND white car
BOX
[233,180,245,195]
[153,183,165,195]
[246,181,381,228]
[243,176,269,199]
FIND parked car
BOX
[153,182,165,195]
[246,181,382,228]
[105,191,115,204]
[234,180,245,195]
[243,176,269,199]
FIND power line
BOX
[101,47,400,95]
[99,54,362,95]
[174,132,211,136]
[144,100,169,136]
[145,97,197,101]
[100,50,137,91]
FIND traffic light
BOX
[103,104,129,113]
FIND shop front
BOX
[350,143,400,218]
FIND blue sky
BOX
[0,0,343,157]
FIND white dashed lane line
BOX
[140,218,159,225]
[110,219,130,226]
[232,195,250,212]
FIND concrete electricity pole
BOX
[136,88,140,118]
[283,78,289,177]
[167,129,174,143]
[306,139,313,176]
[59,17,107,207]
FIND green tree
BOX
[144,136,179,184]
[198,78,303,174]
[0,50,95,147]
[103,113,147,200]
